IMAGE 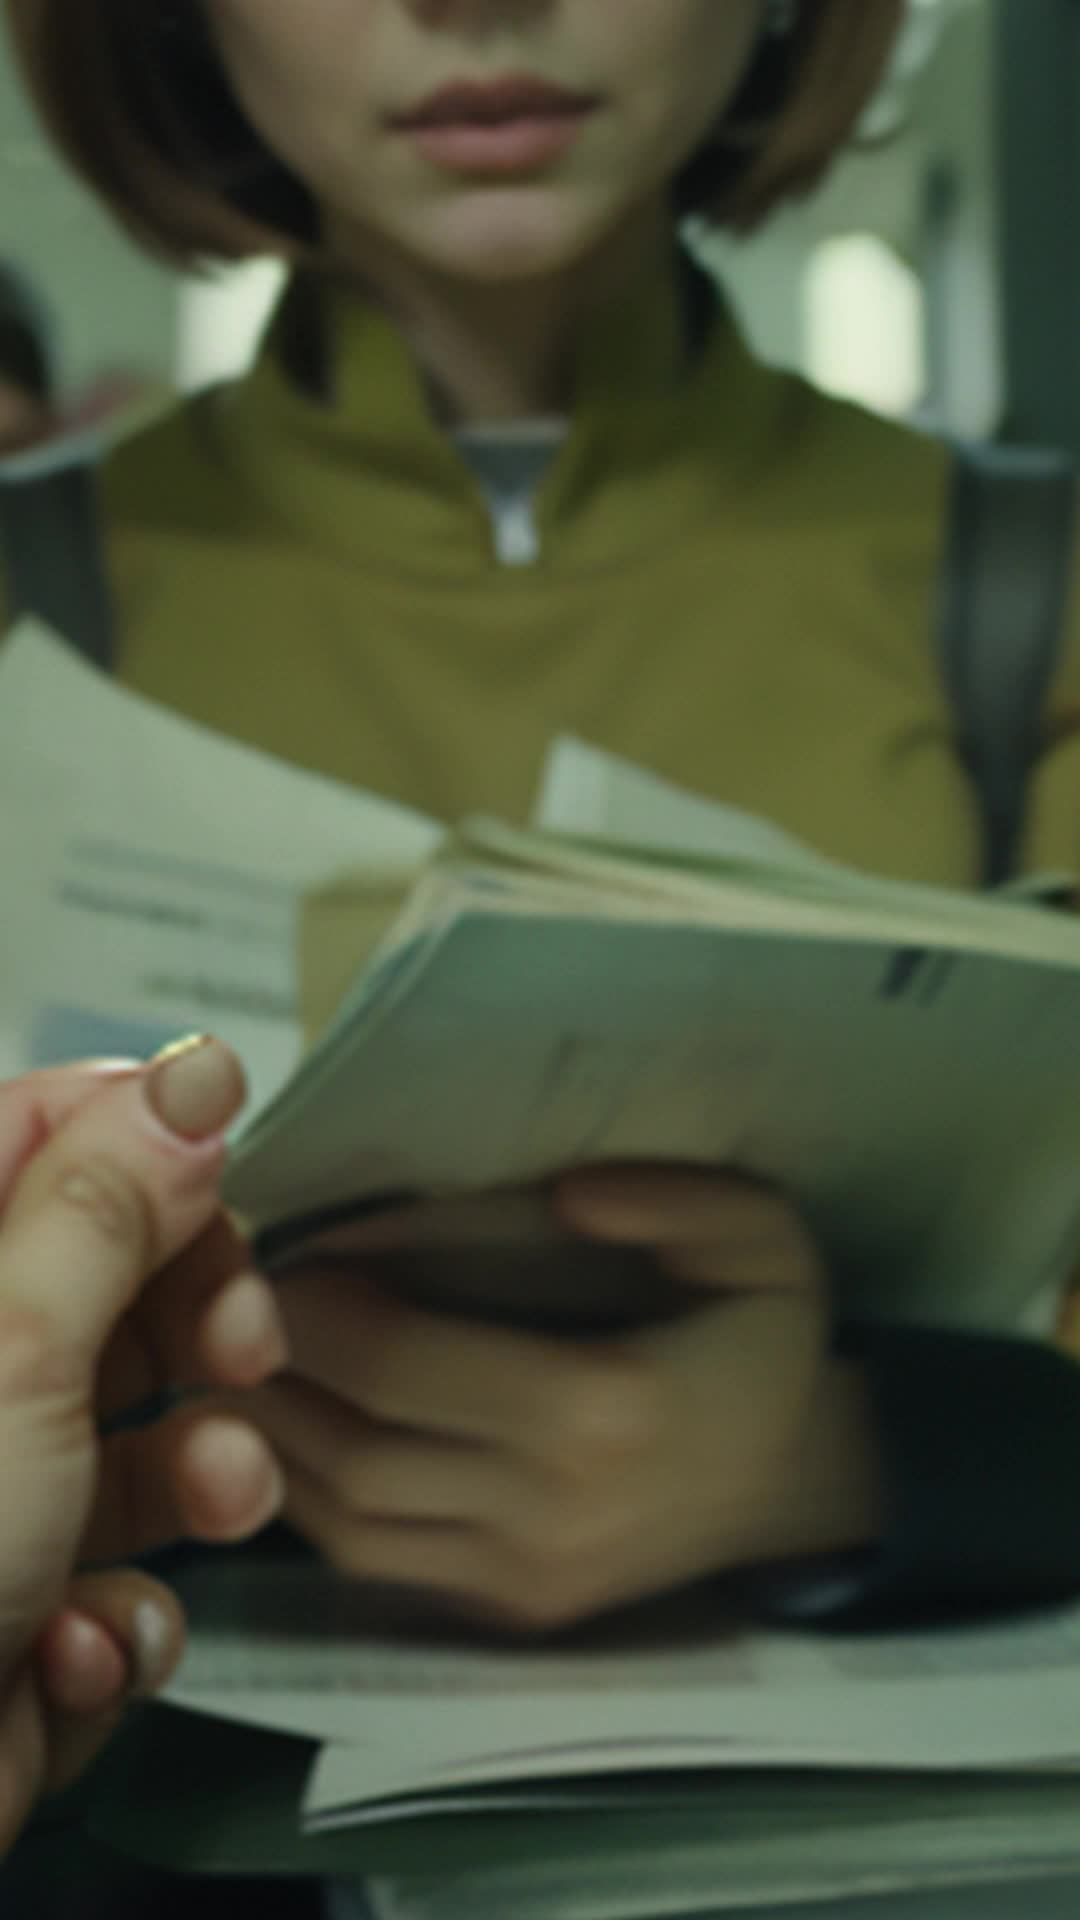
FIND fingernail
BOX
[144,1036,246,1143]
[42,1610,128,1713]
[131,1598,176,1696]
[211,1273,290,1377]
[187,1419,286,1539]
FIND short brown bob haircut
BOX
[5,0,905,269]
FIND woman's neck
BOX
[327,200,674,427]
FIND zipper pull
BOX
[492,496,542,567]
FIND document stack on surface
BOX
[160,1555,1080,1911]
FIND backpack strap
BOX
[0,460,115,672]
[0,431,1073,890]
[938,442,1076,888]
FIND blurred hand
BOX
[0,1042,288,1852]
[250,1166,880,1633]
[0,376,49,455]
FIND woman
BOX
[4,0,1080,1747]
[0,1038,286,1856]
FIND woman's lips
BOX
[392,77,600,178]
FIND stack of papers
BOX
[0,621,437,1110]
[8,621,1080,1910]
[165,1560,1080,1830]
[161,1556,1080,1911]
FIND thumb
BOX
[0,1036,246,1360]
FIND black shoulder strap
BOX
[0,432,1073,889]
[0,461,114,672]
[939,442,1076,888]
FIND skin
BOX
[0,1051,287,1854]
[206,0,764,419]
[256,1175,881,1633]
[198,0,885,1629]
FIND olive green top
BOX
[89,258,1064,893]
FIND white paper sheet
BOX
[535,735,845,875]
[0,621,439,1114]
[161,1564,1080,1820]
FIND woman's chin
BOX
[396,193,625,287]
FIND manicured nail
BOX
[144,1036,246,1143]
[131,1598,176,1696]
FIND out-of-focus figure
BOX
[0,262,156,461]
[0,263,53,453]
